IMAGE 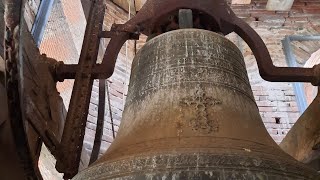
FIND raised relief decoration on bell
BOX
[179,85,222,134]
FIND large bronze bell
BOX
[75,29,318,179]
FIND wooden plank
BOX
[280,88,320,164]
[135,0,146,11]
[112,0,136,14]
[0,56,4,72]
[0,0,5,58]
[304,49,320,105]
[266,0,294,11]
[231,0,251,5]
[89,79,106,165]
[81,0,91,20]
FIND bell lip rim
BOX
[75,150,318,179]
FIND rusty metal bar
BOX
[282,36,308,113]
[55,0,105,178]
[106,81,116,139]
[89,79,106,165]
[233,18,319,85]
[55,64,107,81]
[99,30,139,39]
[54,61,319,85]
[80,0,92,21]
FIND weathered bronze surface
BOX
[74,29,318,179]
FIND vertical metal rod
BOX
[31,0,54,46]
[179,9,193,29]
[89,79,106,165]
[282,37,308,114]
[106,81,116,139]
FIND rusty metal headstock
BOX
[56,0,320,86]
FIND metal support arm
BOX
[53,0,320,86]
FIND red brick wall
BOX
[40,0,83,109]
[229,0,320,143]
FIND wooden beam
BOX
[280,88,320,164]
[0,1,5,58]
[81,0,92,21]
[231,0,251,5]
[266,0,294,11]
[304,49,320,105]
[135,0,146,11]
[129,0,137,15]
[0,56,4,72]
[112,0,137,14]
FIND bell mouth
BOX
[75,151,316,180]
[96,135,288,162]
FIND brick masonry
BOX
[228,0,320,144]
[31,0,320,177]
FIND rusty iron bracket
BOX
[89,79,106,165]
[99,30,139,39]
[53,0,320,86]
[314,64,320,85]
[55,0,106,178]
